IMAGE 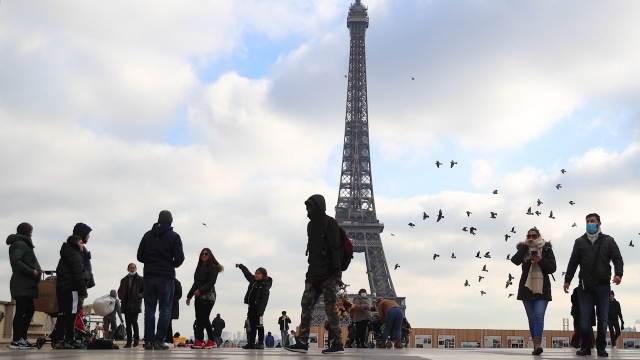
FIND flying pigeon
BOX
[480,291,486,296]
[561,169,566,174]
[423,212,429,220]
[550,274,556,282]
[394,263,400,270]
[569,201,575,205]
[537,199,543,206]
[508,294,514,298]
[462,227,468,232]
[408,223,415,228]
[549,211,555,219]
[344,75,347,78]
[484,252,491,259]
[556,184,562,190]
[475,251,482,259]
[450,160,457,168]
[435,161,442,168]
[629,240,634,247]
[505,280,512,289]
[572,223,577,227]
[510,227,516,234]
[526,207,533,215]
[451,253,456,259]
[562,272,566,276]
[391,233,396,236]
[535,211,541,216]
[433,254,440,260]
[482,264,488,272]
[464,279,470,287]
[504,234,511,242]
[490,212,497,219]
[437,209,444,222]
[411,77,415,80]
[466,211,472,217]
[506,254,511,260]
[478,276,484,282]
[493,190,498,194]
[202,223,207,227]
[470,227,477,236]
[508,273,515,282]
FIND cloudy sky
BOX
[2,0,640,338]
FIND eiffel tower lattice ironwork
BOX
[311,0,405,327]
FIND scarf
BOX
[586,228,601,244]
[523,237,545,294]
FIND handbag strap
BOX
[587,235,605,277]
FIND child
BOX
[236,263,271,349]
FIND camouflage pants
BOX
[297,277,342,345]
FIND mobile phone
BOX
[531,250,538,256]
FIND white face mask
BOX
[128,271,136,276]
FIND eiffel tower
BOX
[311,0,405,326]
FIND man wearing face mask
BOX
[352,289,372,348]
[118,263,144,348]
[563,213,624,357]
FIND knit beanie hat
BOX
[158,210,173,224]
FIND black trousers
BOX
[53,289,79,342]
[608,319,621,345]
[355,319,370,347]
[12,297,35,342]
[123,310,140,343]
[247,307,264,345]
[194,299,214,342]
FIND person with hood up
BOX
[265,332,275,348]
[511,227,557,355]
[236,263,271,350]
[285,194,344,354]
[137,210,185,350]
[52,235,87,349]
[7,222,42,350]
[72,223,94,289]
[186,248,222,349]
[118,263,144,347]
[103,289,124,339]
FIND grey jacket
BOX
[352,296,371,322]
[564,232,623,285]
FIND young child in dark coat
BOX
[236,263,272,349]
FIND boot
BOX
[395,339,403,349]
[132,338,139,347]
[532,336,543,355]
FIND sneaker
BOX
[203,340,215,349]
[144,342,154,350]
[242,343,256,349]
[10,339,34,350]
[23,338,37,348]
[124,343,132,348]
[285,342,309,353]
[192,340,204,349]
[322,344,345,354]
[597,349,609,357]
[153,342,170,350]
[133,339,139,347]
[576,347,592,356]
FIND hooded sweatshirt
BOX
[304,194,341,282]
[7,234,42,298]
[56,238,88,297]
[137,222,185,279]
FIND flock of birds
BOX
[386,161,637,298]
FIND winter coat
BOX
[265,332,275,347]
[82,247,95,288]
[564,232,623,285]
[137,223,185,279]
[511,241,557,301]
[304,195,341,282]
[171,278,182,319]
[352,296,372,322]
[117,273,144,313]
[239,264,272,316]
[212,316,225,336]
[7,234,42,298]
[278,315,291,330]
[608,299,623,323]
[376,299,399,325]
[55,240,88,297]
[187,263,219,299]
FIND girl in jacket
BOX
[511,227,557,355]
[352,288,372,348]
[236,263,272,349]
[52,235,88,349]
[7,222,42,350]
[186,248,222,349]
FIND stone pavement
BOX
[0,347,638,359]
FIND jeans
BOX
[578,284,610,350]
[143,276,175,343]
[12,297,35,342]
[280,329,288,346]
[522,299,549,338]
[381,307,403,342]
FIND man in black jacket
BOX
[278,311,291,346]
[608,291,624,348]
[212,314,225,347]
[118,263,144,348]
[73,223,95,289]
[285,194,344,354]
[137,210,185,350]
[563,213,624,357]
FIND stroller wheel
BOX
[386,341,393,349]
[36,337,45,349]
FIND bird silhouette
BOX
[569,201,575,205]
[466,211,472,217]
[433,254,440,260]
[556,184,562,190]
[470,227,477,236]
[561,169,566,174]
[480,291,486,296]
[550,274,556,282]
[451,253,456,259]
[483,252,491,259]
[437,209,444,222]
[450,160,457,168]
[482,264,488,272]
[506,254,511,260]
[490,212,497,219]
[411,77,415,80]
[504,234,511,242]
[478,276,484,282]
[505,280,512,289]
[510,227,516,234]
[549,211,555,219]
[508,294,514,298]
[435,161,442,168]
[464,279,470,287]
[562,271,566,276]
[344,75,347,78]
[202,223,207,227]
[394,263,400,270]
[391,233,396,236]
[493,190,498,194]
[507,273,514,282]
[526,207,533,215]
[423,212,429,220]
[462,227,468,232]
[537,199,543,206]
[475,251,481,259]
[535,211,541,216]
[572,223,577,228]
[408,223,415,228]
[629,240,634,247]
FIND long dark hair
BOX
[197,247,224,273]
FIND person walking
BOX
[352,288,372,348]
[165,278,182,346]
[118,263,144,347]
[285,194,344,354]
[137,210,185,350]
[376,298,403,349]
[103,289,124,339]
[212,314,225,348]
[563,213,624,357]
[187,248,222,349]
[7,222,42,350]
[510,227,557,355]
[278,311,291,346]
[608,291,624,348]
[236,263,272,350]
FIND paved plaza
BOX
[0,347,638,360]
